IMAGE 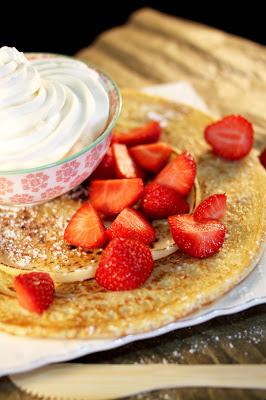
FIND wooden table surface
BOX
[1,8,265,400]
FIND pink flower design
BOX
[97,141,105,153]
[41,186,64,200]
[85,147,101,169]
[0,177,14,195]
[56,160,80,183]
[110,89,117,109]
[9,194,34,203]
[69,172,89,188]
[106,134,112,147]
[22,172,49,193]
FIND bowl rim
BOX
[0,53,122,176]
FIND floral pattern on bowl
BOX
[0,53,121,206]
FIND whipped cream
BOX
[0,47,109,170]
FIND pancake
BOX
[0,89,265,338]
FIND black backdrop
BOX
[0,1,265,55]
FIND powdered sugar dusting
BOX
[0,185,100,274]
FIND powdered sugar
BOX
[0,186,98,274]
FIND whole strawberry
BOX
[96,238,154,291]
[14,272,55,314]
[141,182,189,220]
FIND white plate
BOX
[1,82,265,378]
[1,249,265,378]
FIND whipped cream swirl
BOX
[0,47,109,170]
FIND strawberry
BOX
[141,182,189,220]
[64,203,106,248]
[259,147,266,169]
[112,143,141,179]
[154,151,196,195]
[95,237,154,290]
[14,272,55,314]
[107,207,156,245]
[168,214,226,258]
[194,194,227,222]
[89,178,144,216]
[90,147,115,180]
[204,115,254,160]
[113,121,161,147]
[129,142,172,173]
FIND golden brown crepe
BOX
[0,89,265,338]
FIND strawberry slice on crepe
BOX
[154,151,196,195]
[129,142,172,173]
[64,203,106,249]
[168,214,226,258]
[194,194,227,222]
[89,178,144,216]
[113,121,161,147]
[204,115,253,160]
[107,207,156,245]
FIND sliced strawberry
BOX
[14,272,55,314]
[113,121,161,147]
[194,194,227,222]
[64,203,106,248]
[107,207,156,245]
[204,115,254,160]
[168,214,226,258]
[259,147,266,169]
[129,142,172,173]
[96,237,154,291]
[89,178,144,216]
[141,182,189,220]
[154,151,196,195]
[90,147,115,180]
[112,143,141,179]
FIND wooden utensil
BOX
[10,363,266,400]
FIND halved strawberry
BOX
[154,152,196,195]
[194,194,227,222]
[113,121,161,147]
[107,207,156,245]
[90,147,115,180]
[259,147,266,169]
[14,272,55,314]
[64,203,106,248]
[89,178,144,216]
[112,143,141,179]
[141,182,189,220]
[168,214,226,258]
[96,237,154,291]
[204,115,254,160]
[129,142,172,173]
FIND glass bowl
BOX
[0,53,121,206]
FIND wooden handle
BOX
[10,363,266,400]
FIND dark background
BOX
[1,1,265,55]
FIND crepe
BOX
[0,168,199,283]
[0,89,265,338]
